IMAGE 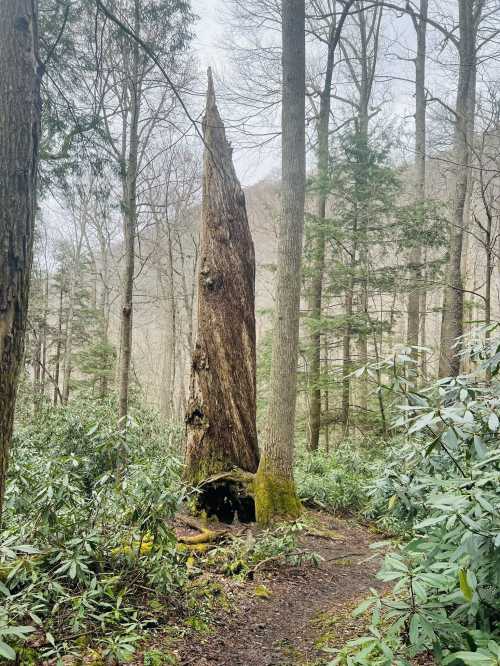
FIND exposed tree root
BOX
[177,514,228,548]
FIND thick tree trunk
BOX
[255,0,305,526]
[439,0,478,377]
[184,71,259,489]
[0,0,41,519]
[406,0,427,354]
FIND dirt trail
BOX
[175,515,383,666]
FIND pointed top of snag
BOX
[202,67,236,180]
[203,66,220,136]
[206,66,215,108]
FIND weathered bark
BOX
[406,0,428,353]
[255,0,305,526]
[0,0,41,519]
[439,0,479,377]
[184,70,259,489]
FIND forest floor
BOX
[136,512,433,666]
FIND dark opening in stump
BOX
[197,480,256,524]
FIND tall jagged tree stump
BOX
[184,70,259,521]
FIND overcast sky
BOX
[190,0,280,185]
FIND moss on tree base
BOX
[254,468,301,526]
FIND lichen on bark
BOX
[254,459,302,527]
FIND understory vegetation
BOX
[2,334,498,664]
[329,334,500,666]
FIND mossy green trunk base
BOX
[254,468,301,526]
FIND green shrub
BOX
[295,442,380,514]
[329,338,500,664]
[1,396,186,661]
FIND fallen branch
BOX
[306,527,345,541]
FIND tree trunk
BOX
[40,270,49,396]
[306,18,336,452]
[406,0,427,353]
[184,70,259,491]
[0,0,41,519]
[255,0,305,526]
[118,0,141,424]
[420,251,428,380]
[323,334,330,452]
[439,0,478,377]
[53,279,64,406]
[342,287,353,433]
[32,328,42,411]
[62,223,84,404]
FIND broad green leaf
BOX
[474,435,488,460]
[415,514,447,529]
[459,568,473,601]
[442,652,495,665]
[409,614,420,645]
[0,641,15,661]
[488,412,499,432]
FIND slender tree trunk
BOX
[307,18,337,452]
[357,111,369,414]
[0,0,41,519]
[406,0,428,352]
[62,228,84,404]
[184,71,259,487]
[61,280,75,405]
[32,328,42,412]
[355,7,373,415]
[485,212,492,380]
[255,0,305,526]
[118,1,141,424]
[439,0,478,377]
[323,334,330,452]
[342,288,353,433]
[420,252,428,380]
[53,280,64,406]
[40,270,49,396]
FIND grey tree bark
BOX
[406,0,428,355]
[255,0,305,526]
[118,0,141,424]
[439,0,480,377]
